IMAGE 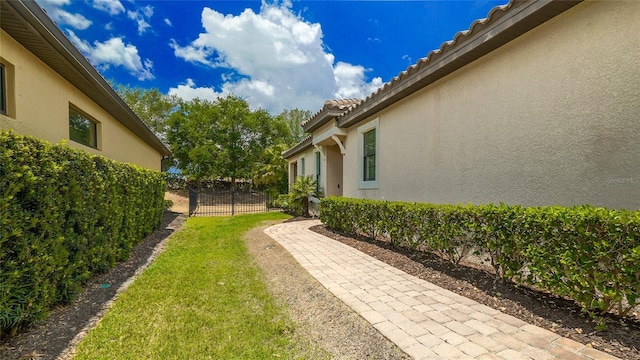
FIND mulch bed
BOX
[311,224,640,360]
[0,211,186,360]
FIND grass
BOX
[73,212,323,360]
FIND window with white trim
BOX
[299,157,305,177]
[315,151,321,192]
[357,118,379,189]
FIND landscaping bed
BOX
[0,211,186,360]
[311,224,640,360]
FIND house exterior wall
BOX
[343,0,640,209]
[288,147,317,183]
[0,29,163,170]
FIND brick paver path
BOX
[264,220,620,360]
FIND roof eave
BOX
[282,136,313,159]
[302,109,344,133]
[1,0,171,157]
[338,0,583,129]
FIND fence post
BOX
[188,188,198,217]
[231,188,236,216]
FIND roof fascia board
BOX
[312,126,347,146]
[282,136,313,159]
[4,1,171,156]
[302,109,344,133]
[338,0,582,129]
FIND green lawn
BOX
[73,213,323,360]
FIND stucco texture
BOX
[343,0,640,210]
[0,29,163,171]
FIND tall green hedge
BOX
[0,131,165,335]
[320,196,640,318]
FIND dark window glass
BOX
[363,129,376,181]
[0,64,6,115]
[69,107,97,148]
[315,151,321,191]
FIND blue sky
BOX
[37,0,506,114]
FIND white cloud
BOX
[164,18,173,27]
[169,39,212,66]
[169,2,382,113]
[93,0,125,15]
[168,79,223,101]
[39,0,92,30]
[127,5,153,35]
[333,62,383,99]
[67,30,154,80]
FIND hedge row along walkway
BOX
[265,220,619,360]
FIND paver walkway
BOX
[264,220,620,360]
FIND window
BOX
[300,157,305,176]
[0,63,6,115]
[0,59,15,118]
[69,106,98,148]
[315,151,321,192]
[363,129,376,181]
[357,118,379,189]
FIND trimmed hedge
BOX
[320,196,640,318]
[0,131,165,335]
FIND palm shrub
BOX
[290,176,319,217]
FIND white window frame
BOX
[315,150,322,192]
[299,156,305,177]
[357,118,379,189]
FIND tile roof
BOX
[1,0,170,156]
[282,135,313,159]
[284,0,582,160]
[301,98,362,133]
[337,0,582,129]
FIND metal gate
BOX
[188,188,270,216]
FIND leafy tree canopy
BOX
[276,108,311,145]
[167,95,292,185]
[113,83,179,142]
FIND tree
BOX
[252,143,289,193]
[276,108,311,145]
[114,84,179,141]
[167,94,291,186]
[167,98,219,181]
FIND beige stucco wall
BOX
[288,147,317,186]
[343,0,640,210]
[0,29,162,170]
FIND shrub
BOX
[164,199,174,210]
[272,193,302,216]
[272,177,322,217]
[0,131,165,336]
[320,196,640,318]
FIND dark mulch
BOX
[311,224,640,360]
[0,211,187,360]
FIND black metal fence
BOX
[188,188,271,216]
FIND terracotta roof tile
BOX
[339,0,516,121]
[336,0,581,128]
[301,98,362,132]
